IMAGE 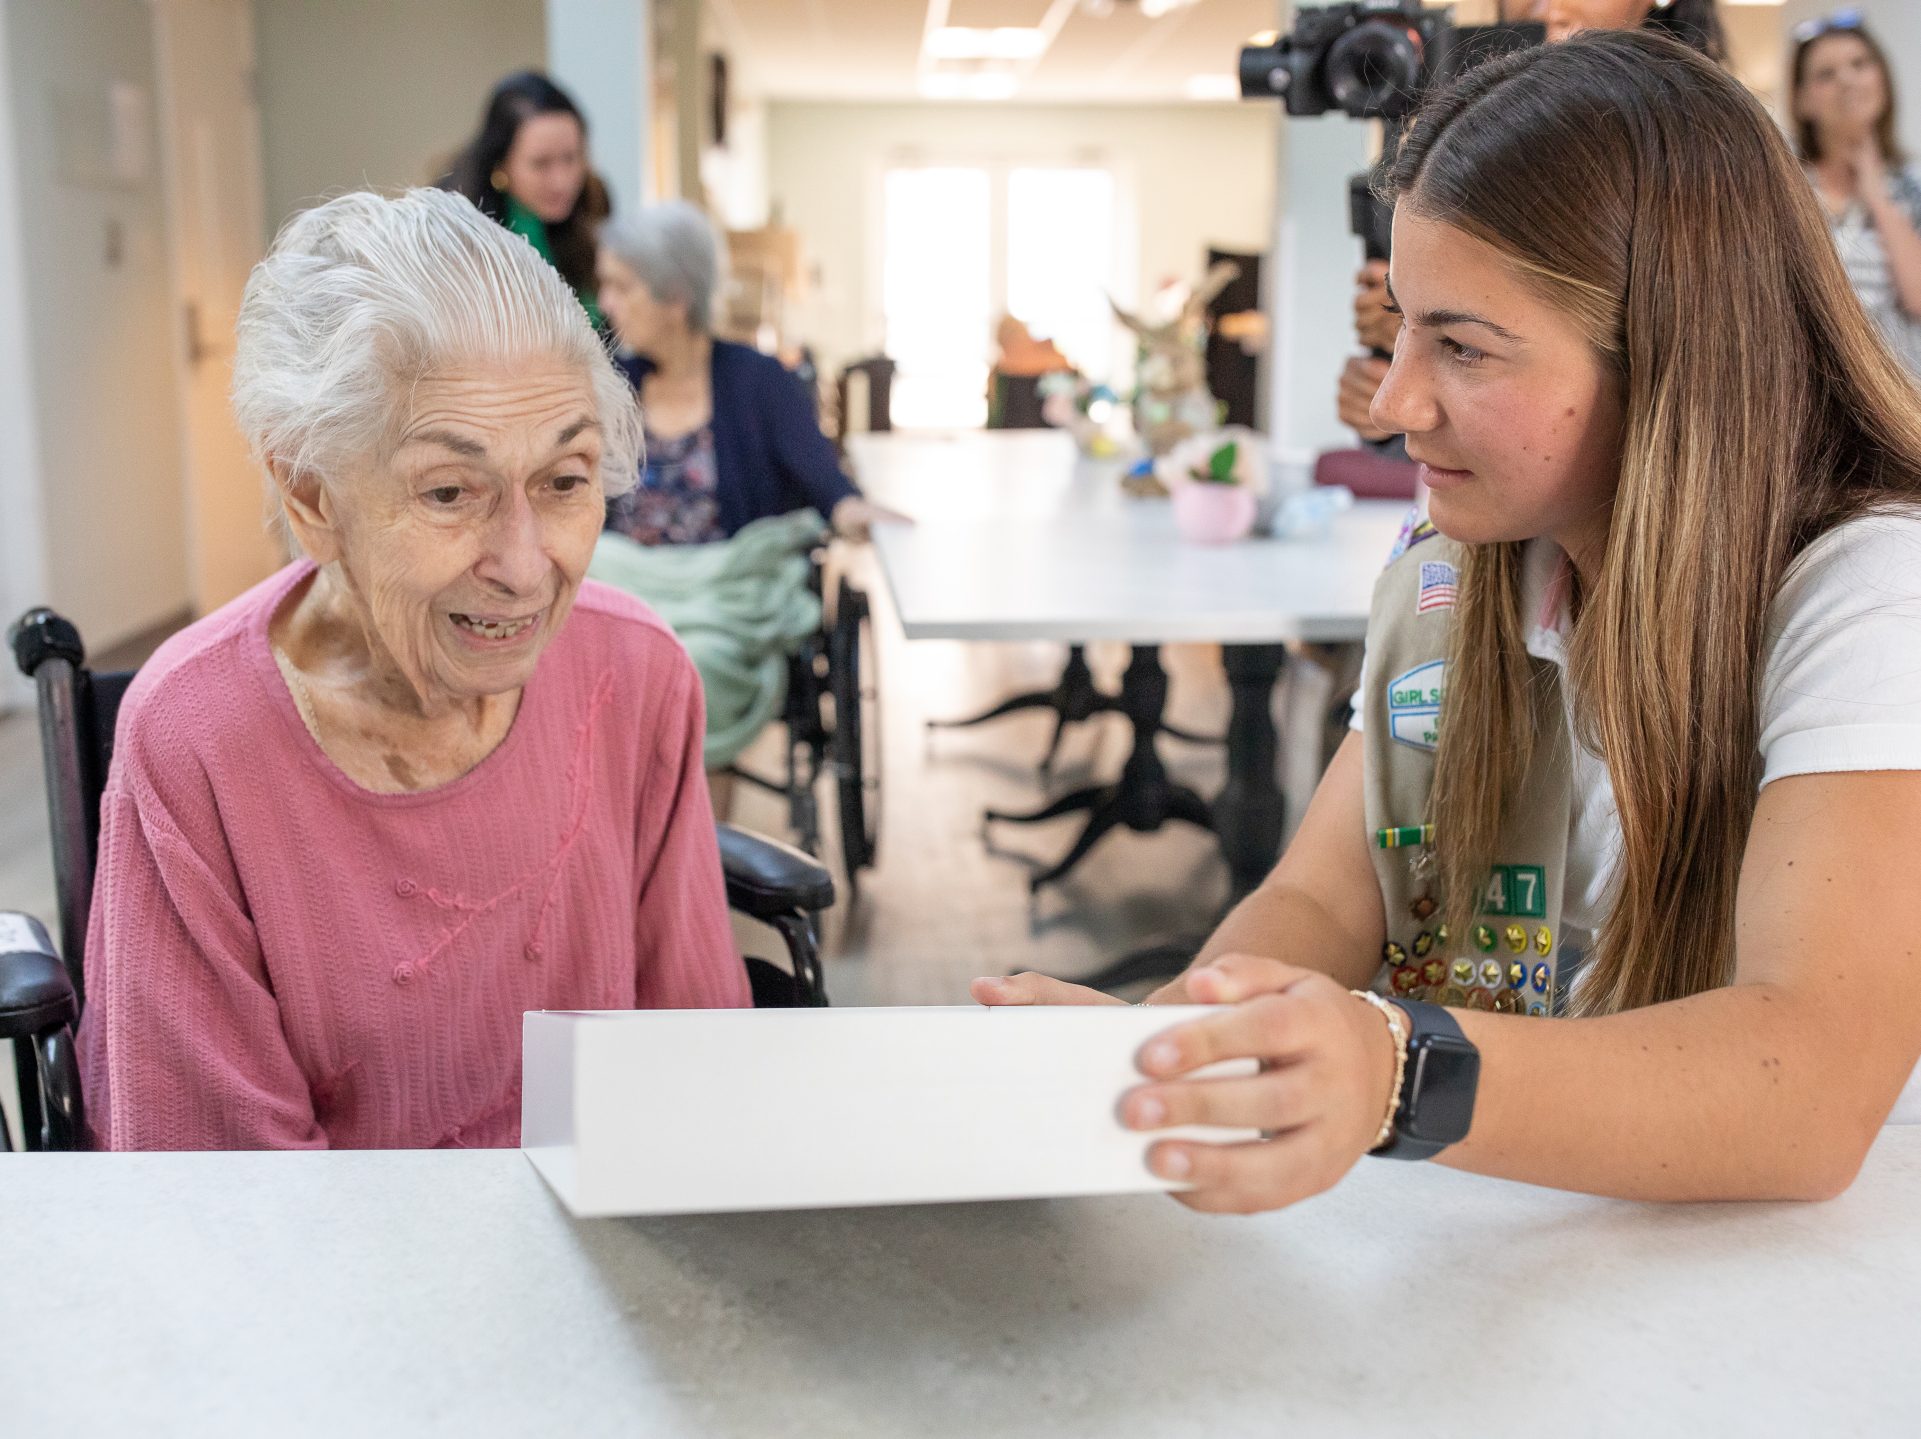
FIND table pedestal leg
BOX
[1066,643,1290,994]
[985,646,1213,892]
[929,645,1123,772]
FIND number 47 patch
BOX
[1483,865,1546,918]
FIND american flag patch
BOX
[1416,560,1458,614]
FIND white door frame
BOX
[0,3,48,711]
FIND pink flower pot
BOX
[1172,483,1258,544]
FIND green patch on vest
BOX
[1482,865,1547,919]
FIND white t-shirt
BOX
[1351,512,1921,1121]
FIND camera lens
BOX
[1238,40,1292,100]
[1326,20,1425,119]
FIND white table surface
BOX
[7,1130,1918,1437]
[849,430,1407,645]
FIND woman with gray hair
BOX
[595,200,894,544]
[77,188,750,1151]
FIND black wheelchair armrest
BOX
[1,912,75,1042]
[718,824,835,921]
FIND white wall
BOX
[1779,0,1921,160]
[0,2,46,706]
[545,0,651,212]
[1269,111,1370,474]
[1,0,189,653]
[252,0,546,236]
[763,100,1277,377]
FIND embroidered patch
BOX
[1384,508,1439,566]
[1416,560,1458,614]
[1386,659,1445,751]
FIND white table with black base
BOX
[851,431,1405,986]
[6,1132,1918,1436]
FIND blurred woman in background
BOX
[1791,12,1921,374]
[594,202,890,543]
[445,71,609,327]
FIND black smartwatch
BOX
[1371,999,1480,1160]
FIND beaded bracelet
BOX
[1350,990,1410,1152]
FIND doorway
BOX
[151,0,280,615]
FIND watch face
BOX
[1403,1036,1480,1144]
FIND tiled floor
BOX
[0,557,1254,1144]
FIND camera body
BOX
[1241,2,1544,122]
[1240,3,1543,259]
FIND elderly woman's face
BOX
[326,361,605,703]
[595,251,687,356]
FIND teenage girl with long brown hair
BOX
[978,29,1921,1211]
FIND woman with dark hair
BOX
[1791,12,1921,373]
[982,31,1921,1210]
[1339,0,1726,441]
[444,71,609,327]
[1525,0,1723,57]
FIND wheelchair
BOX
[0,608,839,1153]
[726,552,882,892]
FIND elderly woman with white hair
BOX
[76,188,750,1151]
[595,201,892,544]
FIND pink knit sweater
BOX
[77,562,750,1151]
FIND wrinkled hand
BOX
[1353,261,1401,355]
[829,496,912,542]
[971,969,1202,1007]
[1338,356,1394,443]
[1119,955,1398,1215]
[970,972,1129,1007]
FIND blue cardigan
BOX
[618,340,859,537]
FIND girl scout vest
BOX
[1362,529,1575,1016]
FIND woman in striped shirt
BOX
[1791,12,1921,374]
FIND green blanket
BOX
[588,510,825,770]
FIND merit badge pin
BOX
[1533,926,1553,957]
[1383,941,1407,967]
[1413,930,1435,958]
[1450,959,1475,985]
[1421,958,1448,987]
[1416,559,1459,616]
[1386,660,1446,752]
[1474,924,1496,953]
[1504,924,1528,954]
[1479,959,1503,988]
[1531,963,1551,994]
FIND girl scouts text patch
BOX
[1387,660,1445,751]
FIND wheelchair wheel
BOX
[827,577,881,882]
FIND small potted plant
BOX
[1161,429,1262,544]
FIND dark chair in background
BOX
[835,355,895,451]
[1314,446,1421,500]
[0,609,838,1153]
[1204,246,1263,431]
[986,371,1051,430]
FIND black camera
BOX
[1240,3,1542,260]
[1242,1,1542,120]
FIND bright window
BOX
[880,161,1120,430]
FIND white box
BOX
[522,1006,1255,1217]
